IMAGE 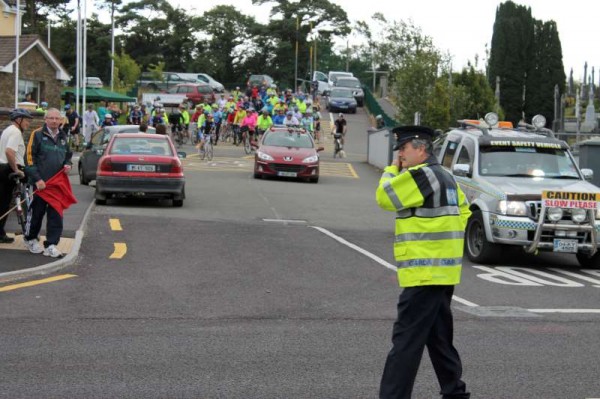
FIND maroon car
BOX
[168,83,216,106]
[95,133,186,206]
[253,126,323,183]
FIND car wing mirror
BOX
[452,163,471,177]
[177,151,187,159]
[96,145,106,156]
[250,141,259,149]
[581,168,594,181]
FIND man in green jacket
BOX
[376,126,471,399]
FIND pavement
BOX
[0,162,96,283]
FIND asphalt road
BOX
[1,107,599,398]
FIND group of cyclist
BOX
[133,85,324,155]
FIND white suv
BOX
[434,113,600,268]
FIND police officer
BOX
[376,126,472,399]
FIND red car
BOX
[95,133,186,206]
[253,126,323,183]
[168,83,216,105]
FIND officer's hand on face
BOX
[35,180,46,190]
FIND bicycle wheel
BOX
[244,135,252,154]
[182,128,189,145]
[206,141,214,161]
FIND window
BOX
[18,79,39,103]
[456,138,474,167]
[441,134,462,168]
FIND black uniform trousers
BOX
[0,164,16,237]
[379,285,470,399]
[24,195,63,248]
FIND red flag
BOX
[35,171,78,217]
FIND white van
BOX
[327,71,353,87]
[312,71,329,94]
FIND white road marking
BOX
[311,226,479,307]
[528,309,600,314]
[262,218,307,224]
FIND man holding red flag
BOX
[24,108,76,258]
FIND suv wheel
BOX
[576,252,600,268]
[465,210,503,264]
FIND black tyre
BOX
[465,210,503,264]
[206,144,213,161]
[78,163,89,185]
[309,176,319,183]
[244,139,252,155]
[95,198,106,205]
[576,252,600,268]
[173,199,183,207]
[253,172,262,179]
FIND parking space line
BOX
[109,243,127,259]
[0,274,77,292]
[311,226,479,307]
[528,309,600,314]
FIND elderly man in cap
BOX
[376,125,472,399]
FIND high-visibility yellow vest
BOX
[376,157,471,287]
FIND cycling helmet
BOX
[262,108,269,114]
[212,103,218,109]
[286,111,293,116]
[195,104,202,109]
[41,101,48,108]
[9,108,33,121]
[64,104,71,110]
[203,110,210,115]
[105,113,113,118]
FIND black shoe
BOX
[0,235,15,244]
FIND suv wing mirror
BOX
[581,168,594,181]
[452,163,471,177]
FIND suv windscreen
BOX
[331,89,354,98]
[479,146,580,178]
[336,79,360,88]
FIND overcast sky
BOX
[86,0,598,82]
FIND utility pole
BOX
[110,0,116,91]
[14,0,20,108]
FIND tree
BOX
[192,5,261,86]
[524,20,565,126]
[112,51,141,88]
[488,1,534,125]
[21,0,70,34]
[118,0,196,70]
[252,0,350,87]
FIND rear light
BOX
[99,158,113,172]
[170,160,183,174]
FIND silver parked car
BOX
[334,77,364,107]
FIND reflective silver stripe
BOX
[396,209,412,219]
[382,172,396,179]
[414,206,460,217]
[422,167,441,207]
[397,257,463,268]
[383,180,403,209]
[395,231,464,242]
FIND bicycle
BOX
[190,122,199,145]
[240,126,254,155]
[171,123,184,146]
[333,132,344,158]
[199,126,216,161]
[8,172,31,236]
[220,121,234,143]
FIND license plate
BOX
[338,105,348,109]
[553,238,578,253]
[277,171,297,177]
[127,164,155,172]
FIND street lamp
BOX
[295,14,319,93]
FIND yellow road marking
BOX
[109,218,122,231]
[0,274,77,292]
[109,243,127,259]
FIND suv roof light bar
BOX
[517,114,556,138]
[457,119,490,135]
